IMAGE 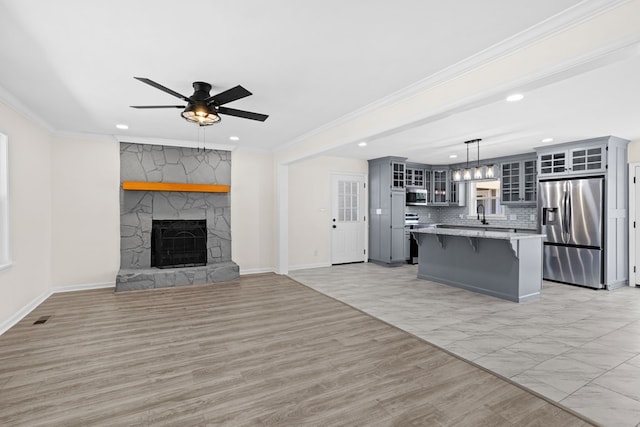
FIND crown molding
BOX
[274,0,632,154]
[115,135,237,152]
[0,84,54,133]
[53,130,119,143]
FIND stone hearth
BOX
[115,143,239,291]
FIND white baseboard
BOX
[0,288,53,336]
[239,267,275,275]
[0,281,116,336]
[52,281,115,293]
[288,262,332,271]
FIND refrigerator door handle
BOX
[561,186,568,243]
[566,182,572,239]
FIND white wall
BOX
[288,156,367,269]
[628,139,640,163]
[50,134,120,287]
[231,148,275,273]
[0,102,52,328]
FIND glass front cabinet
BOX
[432,170,448,205]
[405,167,425,188]
[538,144,605,177]
[391,161,405,189]
[501,158,536,205]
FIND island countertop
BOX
[411,227,545,241]
[412,228,544,302]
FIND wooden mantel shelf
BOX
[122,181,230,193]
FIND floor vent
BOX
[33,316,51,325]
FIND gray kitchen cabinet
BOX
[535,135,629,289]
[537,141,605,177]
[501,157,536,205]
[391,161,405,189]
[424,169,432,202]
[368,156,407,266]
[405,166,425,188]
[432,170,449,205]
[570,146,606,173]
[449,180,466,206]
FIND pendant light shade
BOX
[474,166,483,179]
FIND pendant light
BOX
[454,138,486,181]
[463,141,472,180]
[474,139,483,179]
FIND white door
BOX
[635,166,640,286]
[331,174,366,264]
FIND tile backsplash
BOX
[406,205,538,230]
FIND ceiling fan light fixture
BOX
[181,104,221,126]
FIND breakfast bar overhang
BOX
[412,228,546,303]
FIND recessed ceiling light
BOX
[229,136,240,141]
[506,93,524,102]
[116,124,129,130]
[449,154,458,159]
[358,141,367,147]
[542,138,554,143]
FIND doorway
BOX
[330,173,366,264]
[630,164,640,287]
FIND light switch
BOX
[376,208,382,215]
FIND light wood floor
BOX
[0,274,595,426]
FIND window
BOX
[0,133,9,269]
[468,179,504,217]
[337,180,359,222]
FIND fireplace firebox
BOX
[151,220,207,268]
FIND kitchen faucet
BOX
[477,203,488,225]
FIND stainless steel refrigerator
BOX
[538,176,604,288]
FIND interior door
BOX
[636,166,640,286]
[331,174,366,264]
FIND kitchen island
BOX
[412,228,545,302]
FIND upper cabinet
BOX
[391,161,405,190]
[538,142,606,177]
[569,147,606,173]
[431,170,448,205]
[405,166,425,188]
[501,158,536,205]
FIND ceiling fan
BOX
[131,77,268,126]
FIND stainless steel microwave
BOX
[406,188,428,206]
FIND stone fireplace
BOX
[115,143,239,291]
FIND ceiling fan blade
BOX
[217,106,268,122]
[134,77,191,101]
[206,85,252,106]
[130,105,185,109]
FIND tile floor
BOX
[289,263,640,427]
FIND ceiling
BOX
[0,1,638,164]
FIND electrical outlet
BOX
[510,214,517,221]
[314,249,318,256]
[427,213,431,219]
[530,214,536,221]
[376,208,382,215]
[459,214,464,219]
